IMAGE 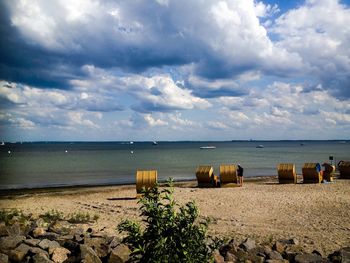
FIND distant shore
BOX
[1,176,349,256]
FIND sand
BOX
[1,176,349,256]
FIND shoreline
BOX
[0,175,277,197]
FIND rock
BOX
[108,244,130,263]
[240,238,256,251]
[0,253,8,263]
[6,223,22,236]
[265,260,288,263]
[38,239,60,250]
[49,221,73,235]
[33,227,47,238]
[220,239,239,255]
[33,252,54,263]
[212,249,224,263]
[108,237,122,249]
[80,244,102,263]
[24,238,41,246]
[8,249,26,262]
[294,253,325,263]
[273,241,287,254]
[15,243,31,254]
[41,232,59,240]
[30,247,49,257]
[235,248,264,263]
[291,238,299,245]
[84,237,108,258]
[224,252,237,262]
[328,247,350,263]
[0,235,26,250]
[50,247,71,263]
[267,251,283,260]
[0,224,8,237]
[56,235,74,243]
[74,234,84,243]
[62,240,80,254]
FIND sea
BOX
[0,141,349,190]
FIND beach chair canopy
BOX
[302,163,322,183]
[338,161,350,179]
[196,166,219,187]
[277,163,297,184]
[136,170,158,194]
[220,164,238,187]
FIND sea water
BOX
[0,141,349,189]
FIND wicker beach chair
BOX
[322,163,335,181]
[338,161,350,179]
[136,170,158,197]
[195,166,219,187]
[219,164,239,187]
[302,163,322,183]
[277,163,297,184]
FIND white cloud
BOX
[272,0,350,97]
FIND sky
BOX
[0,0,350,141]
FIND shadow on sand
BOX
[107,197,136,201]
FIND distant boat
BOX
[152,141,158,145]
[256,145,264,148]
[130,141,134,144]
[0,141,4,146]
[200,146,216,149]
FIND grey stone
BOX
[108,244,130,263]
[224,252,237,262]
[0,253,8,263]
[24,238,41,246]
[30,247,49,256]
[273,241,287,254]
[50,247,71,263]
[38,239,60,250]
[0,235,26,250]
[240,238,256,251]
[6,223,22,236]
[49,221,73,235]
[108,237,122,249]
[9,249,27,262]
[84,237,108,258]
[267,251,283,260]
[33,252,54,263]
[328,247,350,263]
[295,253,325,263]
[291,238,300,245]
[15,243,31,254]
[80,244,102,263]
[0,224,8,237]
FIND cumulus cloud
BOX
[1,0,350,140]
[272,0,350,98]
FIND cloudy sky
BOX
[1,0,350,141]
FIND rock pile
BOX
[215,237,350,263]
[0,218,349,263]
[0,220,130,263]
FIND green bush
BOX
[118,178,220,263]
[39,209,64,223]
[0,209,30,225]
[67,212,99,223]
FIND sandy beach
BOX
[1,176,349,256]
